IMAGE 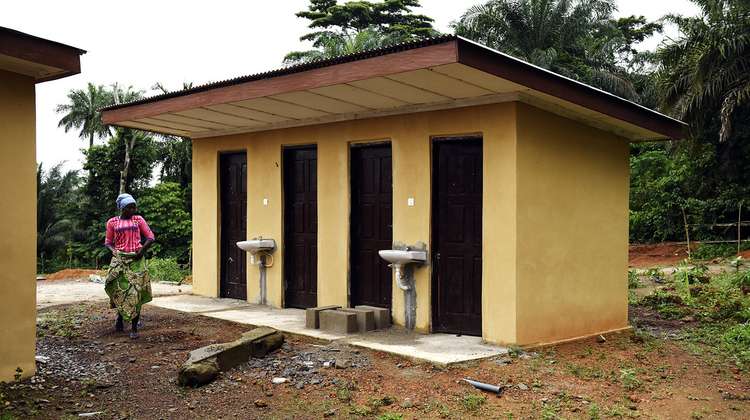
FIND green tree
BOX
[284,26,401,64]
[452,0,662,101]
[37,164,81,272]
[157,137,192,189]
[286,0,439,64]
[627,0,750,244]
[106,84,146,194]
[55,83,113,149]
[151,82,194,189]
[657,0,750,143]
[74,134,158,266]
[138,182,193,261]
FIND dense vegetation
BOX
[284,0,439,64]
[630,261,750,368]
[39,83,192,273]
[288,0,750,244]
[39,0,750,274]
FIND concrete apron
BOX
[148,295,507,366]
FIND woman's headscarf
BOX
[116,193,136,210]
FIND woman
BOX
[104,193,155,339]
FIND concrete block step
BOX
[340,308,375,332]
[319,309,358,334]
[305,305,341,329]
[354,305,391,329]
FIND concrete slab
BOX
[147,294,506,365]
[346,329,507,366]
[202,308,345,341]
[37,280,192,309]
[148,297,345,341]
[147,294,250,313]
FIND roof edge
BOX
[0,26,85,82]
[101,35,459,112]
[455,37,686,140]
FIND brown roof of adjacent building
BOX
[0,26,86,82]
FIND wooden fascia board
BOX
[0,30,83,82]
[455,38,686,140]
[102,41,459,124]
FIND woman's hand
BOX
[137,238,155,260]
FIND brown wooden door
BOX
[220,152,247,300]
[350,144,393,308]
[432,138,482,335]
[283,146,317,309]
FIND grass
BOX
[619,368,642,391]
[460,392,486,411]
[37,305,86,338]
[376,414,403,420]
[567,363,604,379]
[692,242,750,260]
[422,399,451,418]
[588,402,601,419]
[635,264,750,369]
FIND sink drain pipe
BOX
[259,256,268,306]
[396,264,417,330]
[251,252,273,306]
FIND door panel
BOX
[432,138,482,335]
[220,153,247,300]
[284,146,318,309]
[350,144,393,308]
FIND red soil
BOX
[44,268,103,281]
[629,243,689,268]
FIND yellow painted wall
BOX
[515,103,630,345]
[191,103,518,342]
[0,70,37,381]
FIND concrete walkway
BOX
[149,294,506,365]
[37,279,192,309]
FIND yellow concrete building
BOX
[0,28,84,381]
[103,36,684,346]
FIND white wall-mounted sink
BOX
[236,238,276,254]
[378,249,427,265]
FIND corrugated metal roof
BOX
[101,34,458,111]
[0,26,87,54]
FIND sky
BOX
[1,0,701,172]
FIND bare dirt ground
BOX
[43,269,103,281]
[629,243,690,268]
[1,303,749,419]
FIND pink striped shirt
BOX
[105,215,155,253]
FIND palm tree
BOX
[452,0,651,100]
[37,164,80,272]
[657,0,750,142]
[109,83,143,105]
[56,83,113,149]
[152,81,195,94]
[284,27,403,65]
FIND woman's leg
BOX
[129,315,140,339]
[115,314,124,332]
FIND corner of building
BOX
[0,69,38,381]
[513,102,630,346]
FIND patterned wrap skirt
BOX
[105,252,152,322]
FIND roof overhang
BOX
[0,27,85,82]
[102,36,685,141]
